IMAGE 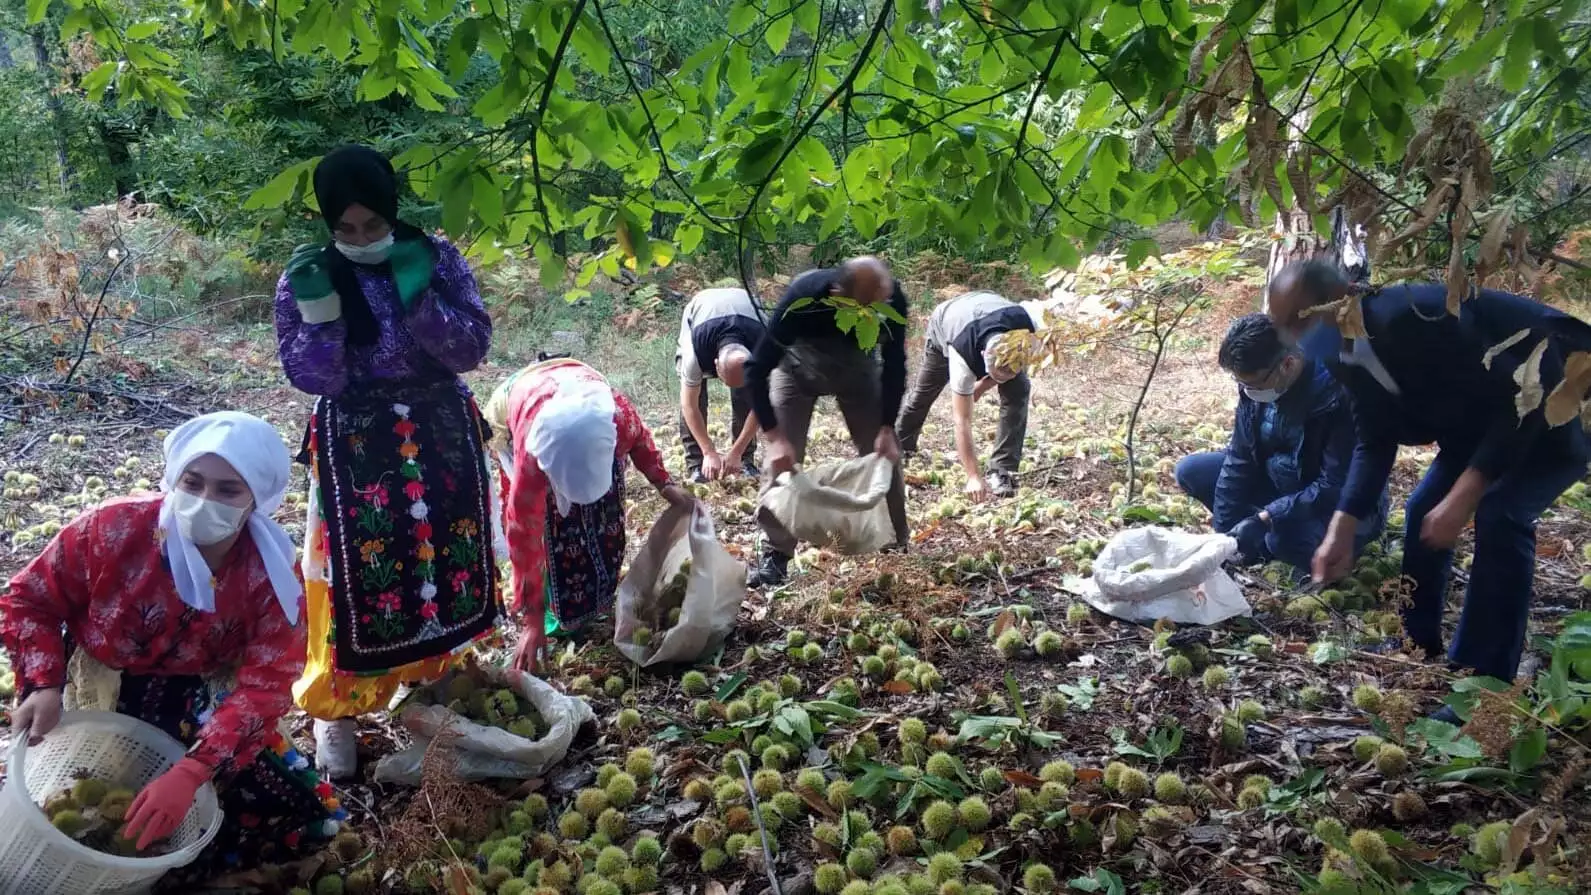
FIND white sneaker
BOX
[313,718,358,780]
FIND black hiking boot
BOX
[747,549,790,588]
[686,468,709,485]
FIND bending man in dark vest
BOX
[745,257,911,588]
[676,286,766,482]
[895,291,1034,501]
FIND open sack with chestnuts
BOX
[613,500,746,667]
[372,658,594,784]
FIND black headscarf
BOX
[312,145,430,346]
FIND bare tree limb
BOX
[735,1,894,295]
[528,0,590,245]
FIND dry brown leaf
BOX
[989,610,1017,638]
[881,680,915,695]
[1478,204,1514,272]
[1384,181,1453,252]
[1336,294,1368,339]
[1482,328,1532,370]
[1545,352,1591,427]
[1499,808,1542,876]
[1400,123,1433,183]
[1286,147,1314,214]
[1187,23,1229,82]
[1004,769,1045,788]
[795,785,839,819]
[1514,338,1549,420]
[1075,767,1105,784]
[1445,246,1469,315]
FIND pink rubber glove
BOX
[123,757,211,850]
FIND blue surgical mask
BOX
[335,233,395,265]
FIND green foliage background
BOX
[0,0,1586,285]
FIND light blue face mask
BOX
[334,233,395,265]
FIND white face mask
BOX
[1242,385,1282,403]
[171,489,250,545]
[334,233,395,265]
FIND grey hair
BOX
[839,255,891,289]
[1273,258,1350,307]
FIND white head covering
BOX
[528,379,618,515]
[159,411,302,623]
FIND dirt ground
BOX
[3,253,1591,894]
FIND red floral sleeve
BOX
[505,437,552,621]
[615,393,672,489]
[1,509,98,695]
[188,595,307,772]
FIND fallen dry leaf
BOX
[1004,769,1045,788]
[990,610,1017,638]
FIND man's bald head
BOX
[835,256,894,305]
[717,344,751,388]
[1268,258,1352,340]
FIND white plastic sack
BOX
[759,454,895,555]
[614,501,747,666]
[1073,527,1251,626]
[373,665,595,784]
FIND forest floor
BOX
[2,220,1591,894]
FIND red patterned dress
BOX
[500,360,673,628]
[1,494,337,881]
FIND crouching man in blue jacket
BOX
[1269,259,1591,693]
[1176,313,1386,575]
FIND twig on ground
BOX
[734,754,783,895]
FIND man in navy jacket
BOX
[1175,314,1385,575]
[1270,260,1590,688]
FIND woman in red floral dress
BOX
[484,359,693,672]
[1,412,338,885]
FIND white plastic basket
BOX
[0,711,221,895]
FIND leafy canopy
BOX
[33,0,1589,295]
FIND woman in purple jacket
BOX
[273,145,498,780]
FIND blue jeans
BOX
[1403,442,1588,681]
[1174,450,1380,575]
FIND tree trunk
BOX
[30,27,72,196]
[96,121,138,199]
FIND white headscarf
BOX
[527,378,618,515]
[159,411,302,624]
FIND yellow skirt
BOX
[293,576,458,719]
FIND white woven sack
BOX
[1077,526,1250,626]
[614,501,746,667]
[373,667,595,784]
[759,454,895,555]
